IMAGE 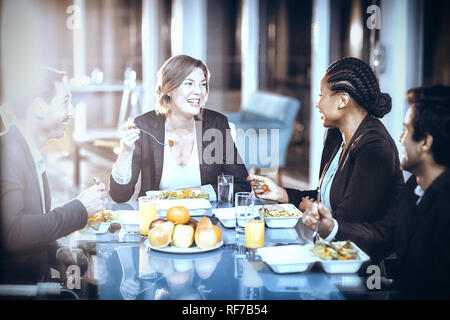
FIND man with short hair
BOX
[0,67,107,285]
[302,85,450,299]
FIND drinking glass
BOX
[138,196,157,235]
[245,207,265,249]
[235,192,254,234]
[218,175,234,208]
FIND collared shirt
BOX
[414,184,425,205]
[17,125,47,214]
[320,144,344,243]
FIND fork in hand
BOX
[312,188,321,244]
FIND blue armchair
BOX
[226,91,300,175]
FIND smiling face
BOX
[39,78,73,139]
[399,106,422,173]
[316,76,345,128]
[169,67,208,119]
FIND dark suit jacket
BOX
[335,171,450,299]
[395,170,450,299]
[287,115,404,248]
[109,108,251,203]
[0,125,87,284]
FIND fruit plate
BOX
[145,190,212,210]
[144,239,223,254]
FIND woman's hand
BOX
[299,196,314,212]
[118,118,140,153]
[301,202,334,238]
[247,174,289,203]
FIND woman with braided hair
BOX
[248,57,404,259]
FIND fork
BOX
[135,127,173,146]
[126,117,173,146]
[312,188,321,244]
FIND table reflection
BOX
[68,200,383,300]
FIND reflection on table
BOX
[71,200,395,300]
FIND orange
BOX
[166,206,190,224]
[212,224,222,242]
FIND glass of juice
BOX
[245,207,265,249]
[138,196,157,235]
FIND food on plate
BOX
[194,216,219,249]
[84,209,119,231]
[310,240,360,260]
[88,209,119,222]
[172,224,195,248]
[148,221,174,248]
[151,188,208,200]
[150,218,167,230]
[145,215,221,250]
[167,206,190,224]
[258,205,299,218]
[185,218,198,231]
[212,225,222,242]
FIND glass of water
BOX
[218,175,234,208]
[235,192,254,234]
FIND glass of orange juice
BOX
[138,196,157,235]
[245,208,265,249]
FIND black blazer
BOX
[0,125,87,284]
[287,115,404,239]
[395,170,450,299]
[109,108,251,203]
[336,171,450,299]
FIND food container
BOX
[309,242,370,274]
[146,190,212,211]
[259,204,302,228]
[213,204,302,229]
[256,242,370,274]
[256,245,316,273]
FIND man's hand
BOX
[76,183,107,217]
[247,174,289,203]
[301,202,335,238]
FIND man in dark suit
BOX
[303,85,450,299]
[0,67,107,285]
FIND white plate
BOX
[213,204,302,229]
[256,242,370,274]
[144,239,223,254]
[145,190,212,210]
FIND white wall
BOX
[309,0,330,187]
[379,0,424,147]
[241,0,259,107]
[171,0,207,62]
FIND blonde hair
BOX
[155,55,210,115]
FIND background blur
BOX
[1,0,449,207]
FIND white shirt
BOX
[17,125,47,214]
[159,129,202,190]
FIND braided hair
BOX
[325,57,392,118]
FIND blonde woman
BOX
[109,55,251,203]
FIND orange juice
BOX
[245,220,265,249]
[139,198,157,235]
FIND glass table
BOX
[69,200,396,300]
